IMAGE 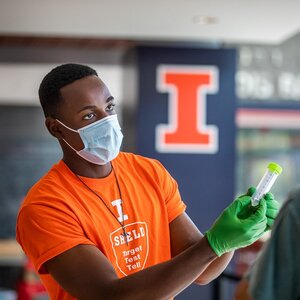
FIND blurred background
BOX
[1,0,300,299]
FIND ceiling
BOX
[1,0,300,45]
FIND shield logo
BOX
[110,222,149,276]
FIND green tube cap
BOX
[268,162,283,175]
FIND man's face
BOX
[51,75,116,151]
[58,75,115,129]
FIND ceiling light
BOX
[193,15,219,25]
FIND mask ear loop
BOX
[56,119,78,133]
[55,119,81,153]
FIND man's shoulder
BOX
[31,160,66,186]
[284,186,300,215]
[117,151,160,167]
[117,151,149,160]
[21,160,72,206]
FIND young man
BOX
[16,63,279,300]
[235,187,300,300]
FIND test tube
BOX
[251,162,283,206]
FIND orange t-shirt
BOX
[16,152,186,299]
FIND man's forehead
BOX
[60,75,110,99]
[61,75,103,91]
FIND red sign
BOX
[156,65,219,153]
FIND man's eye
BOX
[106,104,115,111]
[83,113,95,120]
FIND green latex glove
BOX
[264,192,280,229]
[205,191,267,256]
[247,186,280,230]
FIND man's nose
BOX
[97,111,114,121]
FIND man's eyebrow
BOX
[106,96,114,102]
[77,105,97,113]
[77,96,115,113]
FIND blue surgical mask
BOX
[56,115,123,165]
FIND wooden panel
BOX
[0,35,136,49]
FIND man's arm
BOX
[44,193,268,299]
[45,236,217,300]
[169,212,234,285]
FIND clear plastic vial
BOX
[251,162,283,206]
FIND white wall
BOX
[0,63,123,106]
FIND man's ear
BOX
[45,117,63,139]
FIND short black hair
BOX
[39,63,98,117]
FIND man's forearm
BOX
[194,251,234,285]
[101,237,217,300]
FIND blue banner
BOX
[137,46,237,298]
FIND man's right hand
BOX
[205,192,267,256]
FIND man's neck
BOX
[63,155,112,178]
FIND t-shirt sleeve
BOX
[152,159,186,223]
[16,203,94,274]
[247,199,300,299]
